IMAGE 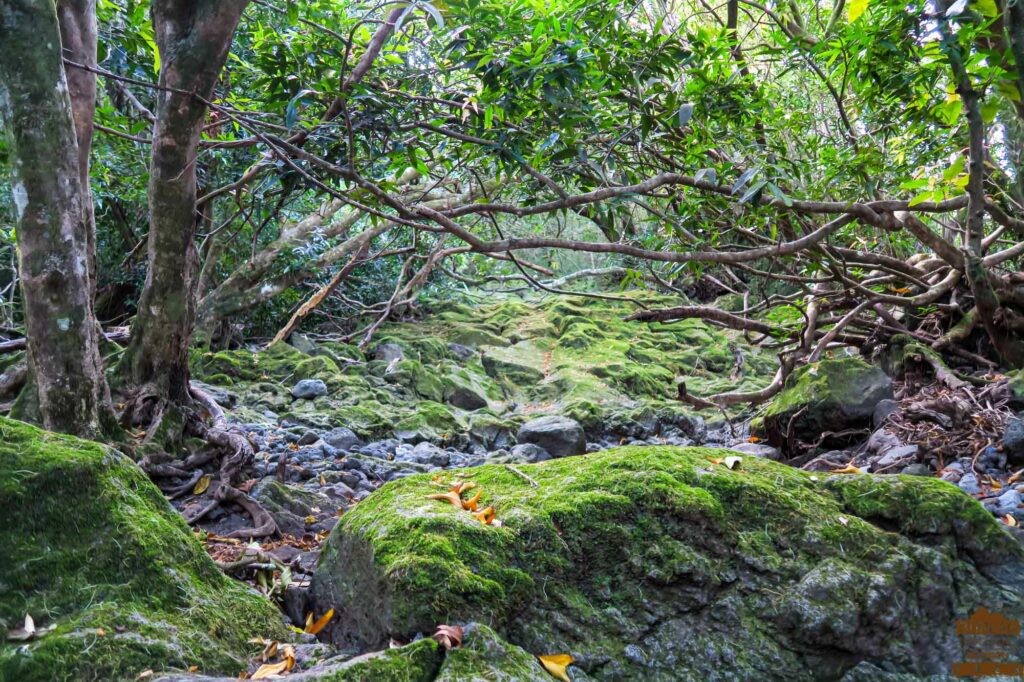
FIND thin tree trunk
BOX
[120,0,249,402]
[0,0,110,437]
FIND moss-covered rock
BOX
[754,357,893,449]
[154,638,443,682]
[310,446,1023,680]
[0,416,286,681]
[434,624,553,681]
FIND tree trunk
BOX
[120,0,249,402]
[0,0,110,437]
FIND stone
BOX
[447,342,476,361]
[323,426,361,452]
[900,463,932,476]
[0,417,285,681]
[873,445,919,469]
[753,357,894,449]
[446,384,488,410]
[310,446,1024,680]
[372,343,405,363]
[1004,418,1024,465]
[517,415,586,458]
[958,473,982,495]
[872,398,900,427]
[291,378,328,399]
[866,428,902,454]
[252,480,333,536]
[296,430,319,446]
[728,442,781,459]
[288,332,318,355]
[394,442,451,468]
[983,489,1022,516]
[190,380,237,408]
[510,442,552,463]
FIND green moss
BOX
[0,417,286,682]
[435,624,549,681]
[311,446,1023,679]
[755,357,892,444]
[313,639,442,681]
[394,401,464,443]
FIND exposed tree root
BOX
[127,382,278,540]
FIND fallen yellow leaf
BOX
[251,660,289,679]
[450,481,476,495]
[95,628,106,637]
[135,671,153,681]
[831,465,863,475]
[1004,514,1018,527]
[707,457,725,466]
[193,475,212,495]
[427,491,466,508]
[475,507,496,525]
[539,653,574,681]
[463,491,482,512]
[746,436,761,443]
[305,608,334,636]
[305,515,317,524]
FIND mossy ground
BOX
[191,293,776,442]
[311,446,1023,680]
[0,416,286,682]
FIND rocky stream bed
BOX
[3,295,1024,680]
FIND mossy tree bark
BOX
[0,0,111,437]
[120,0,250,402]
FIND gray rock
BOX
[517,415,586,458]
[446,384,488,410]
[900,463,932,476]
[448,342,476,361]
[867,428,902,454]
[190,380,238,408]
[754,357,893,447]
[291,379,328,400]
[395,441,450,468]
[296,430,320,446]
[288,333,318,355]
[958,473,982,495]
[1004,418,1024,465]
[372,343,405,363]
[323,426,360,452]
[874,445,919,469]
[872,398,900,427]
[510,442,552,463]
[728,442,781,459]
[983,488,1022,516]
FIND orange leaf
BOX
[538,653,574,681]
[305,608,334,636]
[1003,514,1018,527]
[426,491,466,509]
[251,660,289,679]
[746,436,761,443]
[463,491,482,512]
[450,481,476,495]
[831,464,863,475]
[432,624,464,650]
[475,507,496,525]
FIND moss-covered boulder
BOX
[753,357,893,449]
[0,417,286,681]
[310,446,1024,680]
